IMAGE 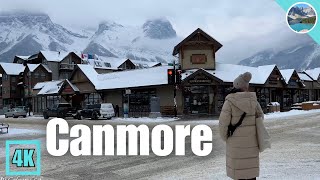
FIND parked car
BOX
[16,106,28,112]
[43,103,77,119]
[5,108,27,118]
[76,103,115,120]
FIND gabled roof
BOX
[26,64,52,73]
[99,57,134,69]
[40,51,69,62]
[0,63,25,75]
[280,69,295,84]
[182,68,223,83]
[305,68,320,80]
[181,63,281,85]
[34,80,64,95]
[132,60,162,68]
[65,79,80,92]
[85,58,117,70]
[173,28,223,55]
[298,72,313,81]
[26,64,40,72]
[76,64,170,90]
[76,64,99,85]
[16,55,30,60]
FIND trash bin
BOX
[267,102,280,113]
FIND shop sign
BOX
[191,54,207,64]
[62,86,73,94]
[188,74,212,84]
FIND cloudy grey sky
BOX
[0,0,311,63]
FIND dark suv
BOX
[75,103,114,120]
[43,103,77,119]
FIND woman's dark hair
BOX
[228,87,243,94]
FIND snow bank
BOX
[0,128,44,136]
[0,115,44,120]
[265,109,320,119]
[113,117,178,123]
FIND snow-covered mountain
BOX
[0,12,180,63]
[84,18,179,63]
[238,42,320,71]
[0,12,91,62]
[288,6,316,19]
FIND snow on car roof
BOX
[0,63,25,75]
[40,51,69,62]
[280,69,295,84]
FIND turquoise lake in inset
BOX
[290,23,315,32]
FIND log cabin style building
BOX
[1,28,320,116]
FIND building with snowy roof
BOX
[20,29,320,116]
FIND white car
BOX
[5,108,27,118]
[100,103,115,119]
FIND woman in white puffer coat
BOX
[219,72,270,180]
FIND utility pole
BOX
[173,60,177,117]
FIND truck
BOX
[43,103,77,119]
[75,103,115,120]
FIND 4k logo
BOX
[6,140,41,176]
[12,149,35,167]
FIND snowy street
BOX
[0,110,320,179]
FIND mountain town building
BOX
[0,28,320,116]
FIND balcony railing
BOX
[60,63,75,71]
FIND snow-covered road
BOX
[0,110,319,179]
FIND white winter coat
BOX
[219,92,266,180]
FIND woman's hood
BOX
[225,92,258,114]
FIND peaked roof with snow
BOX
[173,28,223,55]
[182,63,277,85]
[40,51,69,62]
[305,68,320,80]
[85,58,117,70]
[77,64,99,84]
[280,69,295,84]
[298,72,313,81]
[131,60,161,68]
[26,64,40,72]
[0,63,25,75]
[99,57,133,69]
[16,55,30,60]
[65,79,80,92]
[77,64,169,90]
[34,80,64,95]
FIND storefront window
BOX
[257,88,270,110]
[123,89,156,117]
[184,86,213,114]
[84,93,101,105]
[46,96,59,108]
